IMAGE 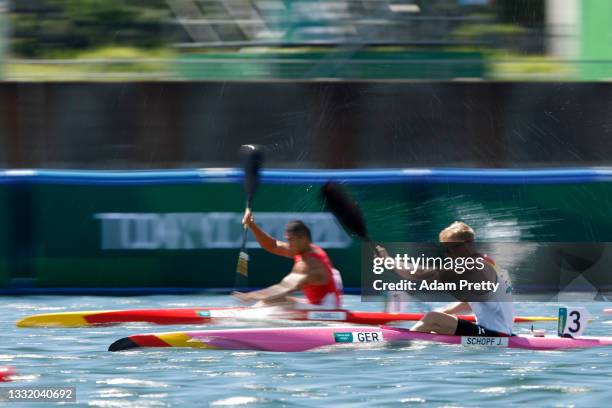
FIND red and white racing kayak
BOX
[0,366,15,382]
[16,307,556,328]
[108,325,612,352]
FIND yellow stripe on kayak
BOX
[517,316,593,323]
[155,332,219,349]
[15,311,104,328]
[522,316,557,322]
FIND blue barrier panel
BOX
[1,167,612,185]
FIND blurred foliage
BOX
[497,0,544,25]
[4,0,554,81]
[6,46,175,80]
[490,54,575,80]
[9,0,173,57]
[453,22,528,53]
[455,23,527,38]
[7,0,546,58]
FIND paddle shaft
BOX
[239,200,251,250]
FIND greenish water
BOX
[2,295,612,407]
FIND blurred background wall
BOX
[1,82,612,169]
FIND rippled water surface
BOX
[3,295,612,407]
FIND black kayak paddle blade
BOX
[321,182,368,240]
[239,144,264,202]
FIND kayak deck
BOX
[16,307,557,328]
[108,325,612,352]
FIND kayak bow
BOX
[0,366,15,382]
[16,307,246,328]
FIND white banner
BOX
[95,212,352,250]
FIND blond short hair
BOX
[439,221,475,243]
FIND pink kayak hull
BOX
[109,325,612,352]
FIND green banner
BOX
[1,180,612,289]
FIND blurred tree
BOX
[7,0,547,58]
[497,0,544,25]
[9,0,173,57]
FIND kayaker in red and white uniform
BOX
[232,209,343,308]
[377,221,514,337]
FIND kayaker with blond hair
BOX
[377,221,514,337]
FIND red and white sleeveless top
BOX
[293,244,342,308]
